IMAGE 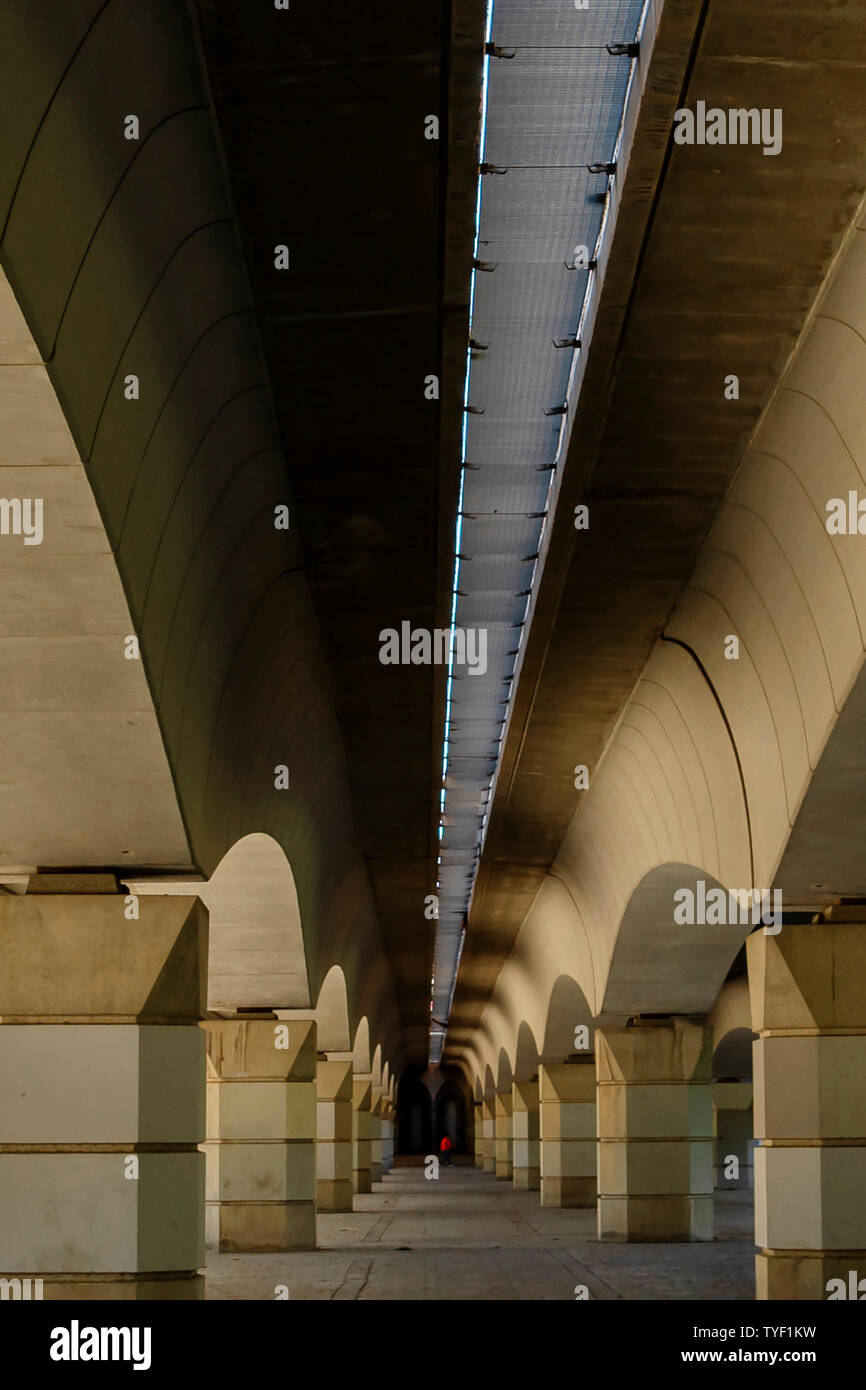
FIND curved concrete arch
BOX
[495,1047,513,1094]
[0,2,405,1067]
[541,974,596,1059]
[203,831,309,1013]
[514,1020,540,1083]
[666,216,866,889]
[454,206,866,1077]
[708,978,753,1079]
[353,1017,371,1076]
[0,263,190,873]
[601,865,747,1019]
[314,963,351,1054]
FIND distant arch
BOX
[496,1047,513,1094]
[514,1020,540,1082]
[541,975,594,1059]
[314,963,350,1052]
[353,1016,371,1075]
[203,832,309,1012]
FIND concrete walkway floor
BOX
[205,1166,756,1300]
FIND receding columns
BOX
[539,1061,597,1207]
[353,1076,373,1194]
[482,1095,496,1174]
[206,1016,317,1252]
[750,915,866,1300]
[512,1080,540,1191]
[370,1091,384,1183]
[713,1081,754,1189]
[381,1100,394,1173]
[495,1090,513,1180]
[316,1057,353,1212]
[596,1020,713,1241]
[0,877,207,1299]
[473,1099,484,1167]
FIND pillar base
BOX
[209,1201,315,1252]
[541,1176,596,1208]
[482,1157,495,1175]
[757,1251,866,1301]
[495,1162,513,1181]
[317,1179,353,1212]
[371,1162,382,1183]
[598,1194,713,1242]
[513,1166,540,1191]
[354,1172,372,1195]
[37,1273,204,1301]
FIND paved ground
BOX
[205,1165,756,1300]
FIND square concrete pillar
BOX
[749,915,866,1299]
[206,1017,317,1252]
[0,885,207,1299]
[713,1081,754,1189]
[539,1061,597,1207]
[495,1090,513,1179]
[316,1058,353,1212]
[353,1076,373,1193]
[596,1021,713,1241]
[512,1080,540,1190]
[370,1092,384,1182]
[381,1104,394,1173]
[473,1100,484,1167]
[481,1096,496,1174]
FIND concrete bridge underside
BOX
[0,0,864,1306]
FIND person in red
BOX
[439,1134,453,1167]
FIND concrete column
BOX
[0,878,207,1299]
[316,1057,353,1212]
[473,1100,484,1167]
[539,1061,597,1208]
[370,1091,384,1182]
[495,1090,513,1180]
[380,1103,394,1173]
[482,1095,496,1174]
[206,1017,317,1252]
[512,1080,540,1191]
[353,1076,372,1194]
[596,1021,713,1241]
[713,1081,754,1189]
[749,915,866,1300]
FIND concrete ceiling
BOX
[448,0,866,1052]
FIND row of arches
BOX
[452,204,866,1098]
[128,831,399,1101]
